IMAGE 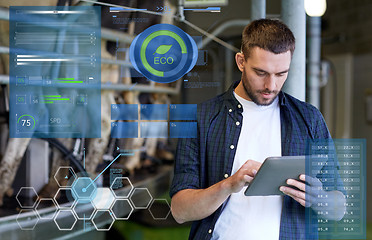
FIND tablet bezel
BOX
[244,156,305,196]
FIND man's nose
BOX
[263,75,276,91]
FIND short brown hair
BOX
[241,19,295,59]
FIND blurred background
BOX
[0,0,370,239]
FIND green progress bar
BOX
[43,95,61,98]
[56,81,83,83]
[40,101,54,104]
[44,98,70,101]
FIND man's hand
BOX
[171,159,261,223]
[226,160,262,193]
[280,174,346,221]
[279,174,315,207]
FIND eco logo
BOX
[129,24,198,83]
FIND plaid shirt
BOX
[170,80,333,240]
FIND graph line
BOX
[85,153,134,189]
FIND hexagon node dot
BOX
[73,199,96,220]
[91,210,115,231]
[71,177,97,201]
[16,187,38,208]
[54,167,77,187]
[129,188,153,209]
[16,209,39,230]
[111,199,133,220]
[54,209,77,231]
[110,177,134,198]
[148,199,171,220]
[35,198,58,219]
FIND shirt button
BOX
[229,108,232,112]
[230,145,234,149]
[224,173,229,178]
[236,121,240,126]
[238,104,242,108]
[208,229,212,234]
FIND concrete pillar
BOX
[251,0,266,20]
[281,0,306,101]
[307,16,322,108]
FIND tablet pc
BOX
[244,156,305,196]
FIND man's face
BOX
[235,47,292,106]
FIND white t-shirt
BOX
[211,92,283,240]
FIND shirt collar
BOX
[223,80,243,114]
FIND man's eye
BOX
[276,73,286,77]
[256,72,266,76]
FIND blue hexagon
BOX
[71,177,97,201]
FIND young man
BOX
[170,19,345,240]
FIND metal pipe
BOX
[101,58,132,67]
[198,19,250,49]
[251,0,266,21]
[0,7,8,21]
[0,46,8,54]
[306,16,321,108]
[281,0,306,101]
[101,28,134,44]
[101,83,178,94]
[178,0,185,22]
[0,75,8,84]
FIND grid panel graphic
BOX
[305,139,366,239]
[111,104,197,138]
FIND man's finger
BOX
[280,186,306,200]
[280,188,312,208]
[286,179,306,192]
[291,195,309,207]
[244,174,253,183]
[252,169,257,176]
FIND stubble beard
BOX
[241,73,280,106]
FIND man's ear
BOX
[235,52,245,72]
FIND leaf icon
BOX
[154,45,172,55]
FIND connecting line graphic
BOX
[84,153,134,191]
[129,82,137,91]
[83,148,86,169]
[80,0,239,52]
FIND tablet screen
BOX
[244,156,305,196]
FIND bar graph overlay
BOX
[9,6,101,138]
